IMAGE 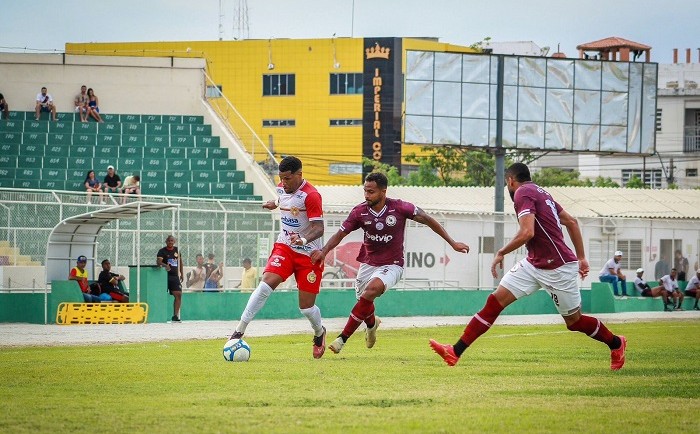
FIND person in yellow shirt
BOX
[237,258,258,293]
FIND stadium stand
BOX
[0,111,260,201]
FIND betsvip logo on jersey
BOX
[366,232,393,243]
[386,215,396,226]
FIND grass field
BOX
[1,320,699,433]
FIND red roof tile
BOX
[576,37,651,50]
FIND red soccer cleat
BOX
[610,335,627,370]
[313,327,326,359]
[429,339,459,366]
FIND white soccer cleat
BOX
[365,317,381,348]
[328,336,345,354]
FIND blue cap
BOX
[77,255,87,263]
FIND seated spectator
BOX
[236,258,258,293]
[684,270,700,311]
[84,170,105,205]
[35,86,57,121]
[103,165,122,195]
[660,268,684,311]
[86,88,104,123]
[186,254,206,290]
[74,85,89,122]
[674,249,689,281]
[121,174,141,204]
[97,259,129,302]
[633,268,670,309]
[204,253,223,291]
[0,93,9,120]
[68,255,101,303]
[598,250,627,296]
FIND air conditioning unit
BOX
[601,218,619,235]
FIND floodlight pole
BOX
[493,55,505,288]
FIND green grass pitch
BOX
[1,320,698,433]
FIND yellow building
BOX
[66,38,475,185]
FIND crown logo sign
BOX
[365,43,391,60]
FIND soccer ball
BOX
[222,338,251,362]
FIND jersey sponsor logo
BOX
[281,216,301,227]
[375,222,384,230]
[366,232,393,243]
[364,221,371,225]
[386,215,396,226]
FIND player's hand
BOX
[289,233,305,246]
[262,200,277,210]
[310,250,324,264]
[490,253,504,278]
[578,258,590,279]
[451,241,470,254]
[179,275,184,283]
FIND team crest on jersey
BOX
[290,206,301,216]
[386,215,397,226]
[307,271,317,283]
[375,222,384,230]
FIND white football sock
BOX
[300,305,324,336]
[235,281,273,334]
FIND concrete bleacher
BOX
[0,111,261,201]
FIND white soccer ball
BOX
[223,338,251,362]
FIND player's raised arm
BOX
[310,229,349,264]
[411,207,469,253]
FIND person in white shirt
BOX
[598,251,627,296]
[633,268,670,309]
[660,269,684,311]
[34,86,57,121]
[684,270,700,310]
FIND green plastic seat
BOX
[140,170,166,183]
[66,180,85,191]
[0,156,17,168]
[169,170,189,182]
[211,182,233,195]
[166,181,189,196]
[98,123,120,134]
[119,114,141,123]
[195,136,220,147]
[55,113,74,122]
[95,145,119,159]
[170,136,195,147]
[73,134,97,147]
[47,133,72,146]
[141,181,166,195]
[68,157,92,169]
[166,159,189,171]
[24,120,49,134]
[164,147,185,158]
[233,182,254,195]
[45,144,70,157]
[183,115,204,124]
[0,132,22,144]
[19,144,45,156]
[14,179,41,189]
[219,170,245,182]
[100,113,119,123]
[121,146,144,158]
[142,114,163,123]
[122,135,146,147]
[146,124,169,135]
[144,146,165,158]
[191,170,216,182]
[22,132,47,146]
[207,147,228,158]
[96,134,120,147]
[170,125,190,136]
[93,157,113,170]
[191,159,213,170]
[67,169,86,179]
[0,120,23,132]
[188,182,210,196]
[43,169,67,180]
[142,158,166,171]
[39,180,66,190]
[0,168,17,179]
[186,147,206,158]
[68,146,95,158]
[49,122,73,134]
[119,158,143,172]
[0,143,20,156]
[43,156,68,169]
[191,125,212,136]
[74,122,98,135]
[122,123,146,135]
[215,159,237,171]
[163,115,183,123]
[15,167,41,180]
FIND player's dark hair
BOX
[101,259,110,266]
[279,156,302,173]
[365,172,388,189]
[671,268,677,272]
[133,175,140,182]
[242,258,252,264]
[505,162,531,183]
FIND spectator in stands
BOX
[674,249,689,281]
[103,165,122,196]
[97,259,129,302]
[186,253,206,290]
[598,251,627,296]
[633,268,670,309]
[69,255,101,302]
[84,170,104,205]
[121,174,141,204]
[684,270,700,310]
[660,268,684,311]
[157,235,184,322]
[236,257,258,293]
[34,86,57,121]
[86,88,104,123]
[204,253,223,291]
[74,85,89,122]
[0,93,9,120]
[655,253,671,280]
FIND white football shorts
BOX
[354,263,403,300]
[500,258,581,316]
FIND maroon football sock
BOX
[457,294,504,352]
[567,315,617,349]
[341,297,374,340]
[364,303,376,329]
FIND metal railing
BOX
[684,126,700,152]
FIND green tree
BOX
[625,175,646,189]
[531,168,585,187]
[592,176,620,187]
[361,157,406,186]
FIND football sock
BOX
[300,305,324,337]
[341,297,374,340]
[364,303,376,329]
[567,315,619,350]
[456,294,505,355]
[235,281,273,334]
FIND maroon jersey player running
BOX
[311,172,470,354]
[430,163,627,370]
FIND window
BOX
[616,240,642,270]
[621,169,663,189]
[262,119,295,127]
[479,236,495,254]
[590,239,642,271]
[330,73,363,95]
[686,168,698,177]
[330,119,362,126]
[205,85,222,98]
[263,74,295,96]
[655,108,662,132]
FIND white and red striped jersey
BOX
[275,179,323,256]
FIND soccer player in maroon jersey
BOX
[430,163,627,370]
[228,156,328,359]
[310,172,470,354]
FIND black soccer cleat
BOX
[229,331,244,340]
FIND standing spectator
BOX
[674,249,689,281]
[429,163,626,370]
[121,174,141,204]
[227,156,328,359]
[74,85,89,122]
[598,251,627,296]
[84,170,105,205]
[186,254,207,290]
[655,253,671,280]
[86,88,104,123]
[97,259,129,302]
[684,270,700,310]
[660,269,684,311]
[204,253,223,291]
[633,268,670,309]
[69,255,101,302]
[311,172,470,355]
[103,165,122,195]
[34,86,57,121]
[236,258,258,293]
[157,235,184,322]
[0,93,9,120]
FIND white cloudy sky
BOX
[1,0,698,64]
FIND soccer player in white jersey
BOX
[228,156,327,358]
[310,172,470,354]
[684,270,700,310]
